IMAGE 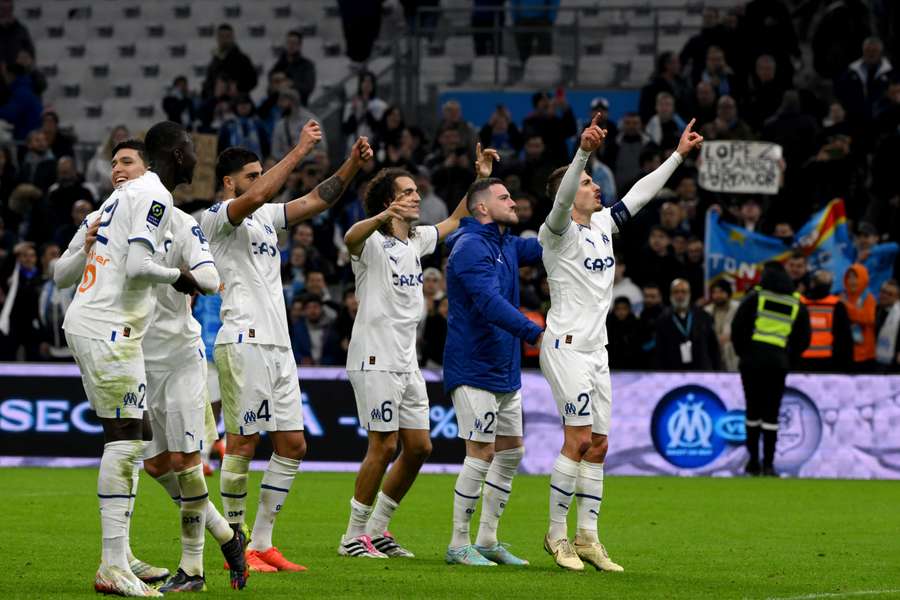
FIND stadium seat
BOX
[576,56,616,86]
[445,36,476,66]
[522,55,562,87]
[469,56,508,86]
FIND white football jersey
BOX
[143,207,216,370]
[63,171,173,342]
[538,210,616,351]
[200,199,290,348]
[347,226,438,373]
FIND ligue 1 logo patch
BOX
[147,201,165,226]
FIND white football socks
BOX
[476,446,523,547]
[98,440,143,570]
[450,456,489,549]
[345,497,373,540]
[575,460,604,544]
[548,453,579,541]
[248,454,300,552]
[220,454,250,527]
[154,469,232,545]
[124,453,142,563]
[176,464,208,576]
[365,491,399,539]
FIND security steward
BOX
[798,270,854,372]
[732,262,811,477]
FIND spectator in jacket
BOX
[39,111,74,159]
[607,297,642,369]
[654,278,721,370]
[18,129,55,190]
[46,157,96,229]
[843,263,877,370]
[0,241,42,360]
[162,76,197,128]
[835,37,894,128]
[875,279,900,371]
[0,61,41,139]
[0,0,34,67]
[270,30,316,106]
[479,105,523,163]
[201,24,258,99]
[799,269,854,372]
[613,113,652,190]
[700,46,738,99]
[639,52,690,124]
[342,71,388,149]
[646,92,687,153]
[705,279,740,371]
[522,91,576,166]
[217,95,270,160]
[443,176,543,565]
[702,95,755,141]
[742,55,788,131]
[680,7,728,84]
[271,88,326,160]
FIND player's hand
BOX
[580,114,607,153]
[474,142,500,179]
[676,118,703,157]
[352,136,374,164]
[172,268,199,295]
[83,218,100,254]
[383,197,418,222]
[298,120,323,154]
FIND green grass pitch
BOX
[2,468,899,599]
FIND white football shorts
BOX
[66,332,147,419]
[451,385,523,443]
[145,351,208,457]
[348,370,430,432]
[539,344,612,435]
[215,343,304,435]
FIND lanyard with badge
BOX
[673,312,693,364]
[851,293,867,345]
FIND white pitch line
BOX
[765,589,900,600]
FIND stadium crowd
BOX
[1,0,900,373]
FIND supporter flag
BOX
[704,199,896,297]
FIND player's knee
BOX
[101,417,142,443]
[143,454,169,478]
[283,437,306,460]
[403,439,432,464]
[370,437,399,464]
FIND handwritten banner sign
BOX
[698,141,783,195]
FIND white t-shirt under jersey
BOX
[200,199,290,348]
[347,226,438,373]
[539,210,616,351]
[143,207,216,370]
[63,171,173,342]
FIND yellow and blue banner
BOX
[704,199,897,297]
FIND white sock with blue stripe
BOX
[98,440,143,570]
[575,460,604,544]
[177,464,208,576]
[548,453,579,542]
[450,456,490,549]
[220,454,250,527]
[247,454,300,552]
[154,470,233,545]
[476,446,523,547]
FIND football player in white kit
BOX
[61,121,201,598]
[55,138,249,591]
[540,117,703,571]
[338,145,499,559]
[202,121,374,573]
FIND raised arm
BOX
[435,143,500,241]
[284,137,374,227]
[545,115,606,235]
[225,119,322,226]
[344,195,418,257]
[610,118,703,233]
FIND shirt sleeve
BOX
[351,231,381,268]
[258,202,288,231]
[181,218,216,271]
[538,221,578,253]
[127,189,172,252]
[200,199,238,241]
[414,225,439,258]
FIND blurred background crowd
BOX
[1,0,899,373]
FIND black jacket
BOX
[654,307,721,371]
[270,53,316,106]
[732,268,812,371]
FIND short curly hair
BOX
[364,167,416,237]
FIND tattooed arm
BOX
[284,137,374,227]
[226,120,321,225]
